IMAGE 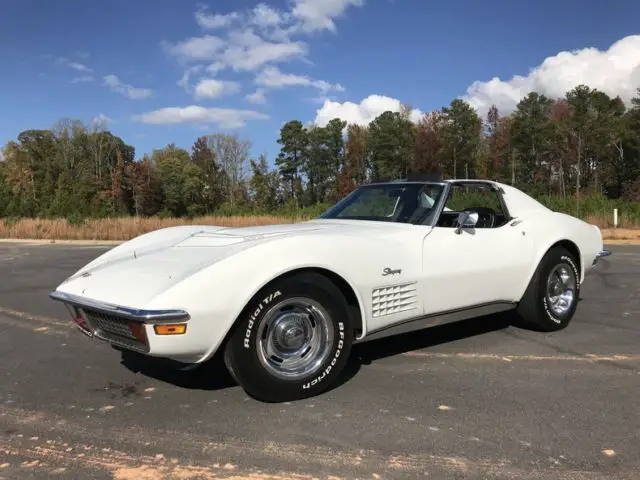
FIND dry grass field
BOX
[0,215,301,241]
[0,215,639,243]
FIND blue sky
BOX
[1,0,639,167]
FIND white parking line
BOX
[402,351,640,362]
[0,306,73,328]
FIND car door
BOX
[421,223,533,315]
[420,182,534,315]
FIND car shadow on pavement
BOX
[117,312,517,396]
[118,349,236,391]
[349,312,514,366]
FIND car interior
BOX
[434,184,511,228]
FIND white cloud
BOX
[70,75,94,83]
[463,34,640,117]
[91,113,112,127]
[246,88,267,104]
[290,0,365,33]
[163,29,306,71]
[250,4,285,28]
[194,78,242,99]
[103,74,152,100]
[164,34,226,62]
[206,61,225,74]
[49,56,96,77]
[133,106,269,129]
[195,6,241,29]
[255,65,344,92]
[313,94,423,127]
[68,62,93,73]
[163,0,364,72]
[177,65,204,92]
[153,1,366,128]
[217,29,308,71]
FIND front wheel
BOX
[516,246,581,332]
[223,272,354,402]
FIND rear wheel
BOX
[223,272,354,402]
[516,246,580,332]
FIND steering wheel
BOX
[466,207,496,228]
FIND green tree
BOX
[510,92,555,188]
[368,110,413,180]
[440,99,483,179]
[303,125,331,204]
[153,144,197,216]
[276,120,308,202]
[191,136,224,210]
[324,117,347,200]
[249,153,280,210]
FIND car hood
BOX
[55,220,386,307]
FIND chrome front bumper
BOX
[49,290,190,353]
[592,250,612,266]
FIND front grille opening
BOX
[81,308,149,353]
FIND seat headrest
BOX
[419,192,434,209]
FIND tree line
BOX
[1,84,639,221]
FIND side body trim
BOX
[358,301,517,343]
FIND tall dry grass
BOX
[1,214,638,241]
[0,215,304,241]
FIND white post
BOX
[613,208,618,228]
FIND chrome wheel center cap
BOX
[282,326,305,349]
[273,315,307,351]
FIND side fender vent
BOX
[372,282,418,317]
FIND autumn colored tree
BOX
[340,124,369,196]
[413,111,445,175]
[2,83,640,222]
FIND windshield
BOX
[318,182,446,224]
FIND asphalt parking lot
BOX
[0,243,639,479]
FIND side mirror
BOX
[455,211,479,234]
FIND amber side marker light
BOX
[153,324,187,335]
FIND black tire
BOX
[223,272,354,402]
[516,246,581,332]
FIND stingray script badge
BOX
[382,267,402,276]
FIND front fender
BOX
[146,233,420,362]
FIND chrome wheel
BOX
[256,297,335,381]
[545,263,577,316]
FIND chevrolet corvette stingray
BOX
[50,178,610,402]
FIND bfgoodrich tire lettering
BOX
[516,246,580,332]
[223,272,354,402]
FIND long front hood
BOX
[57,245,234,307]
[55,222,341,308]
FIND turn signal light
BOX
[128,322,149,345]
[153,324,187,335]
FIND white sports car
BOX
[50,178,610,402]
